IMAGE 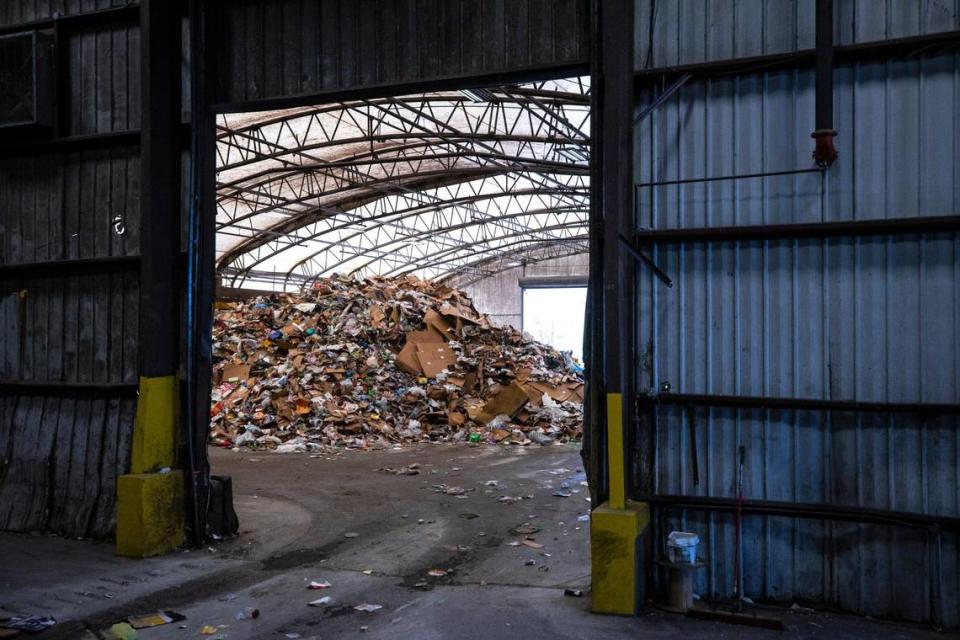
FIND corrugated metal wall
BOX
[634,3,960,625]
[635,0,960,69]
[0,7,141,538]
[0,1,132,24]
[212,0,591,105]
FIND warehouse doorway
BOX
[200,72,592,554]
[193,74,597,618]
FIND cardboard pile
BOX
[210,275,584,451]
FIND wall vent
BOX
[0,31,53,129]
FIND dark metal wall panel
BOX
[0,1,133,27]
[0,149,140,263]
[634,0,960,70]
[0,10,141,538]
[634,47,960,625]
[66,24,141,135]
[212,0,591,106]
[636,55,959,224]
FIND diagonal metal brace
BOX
[634,73,693,123]
[618,233,673,287]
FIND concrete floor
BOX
[1,444,949,639]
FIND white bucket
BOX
[667,531,699,564]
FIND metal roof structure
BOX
[215,77,590,290]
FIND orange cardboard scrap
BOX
[222,363,250,383]
[476,381,530,424]
[416,343,455,378]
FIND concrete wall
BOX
[452,253,589,329]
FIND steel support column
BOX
[185,0,218,547]
[591,0,647,616]
[117,0,185,558]
[139,0,181,378]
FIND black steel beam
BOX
[634,215,960,244]
[635,30,960,83]
[0,123,191,155]
[139,0,182,378]
[638,392,960,417]
[0,255,140,277]
[0,381,138,395]
[641,494,960,533]
[636,168,822,189]
[185,0,218,547]
[0,130,140,154]
[518,275,589,289]
[212,62,589,114]
[0,4,139,36]
[597,0,637,506]
[812,0,838,166]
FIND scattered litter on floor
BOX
[564,589,584,598]
[127,611,184,629]
[308,597,333,607]
[1,615,56,633]
[379,463,420,475]
[209,275,583,451]
[235,607,260,620]
[354,604,383,613]
[510,523,541,535]
[108,622,138,639]
[427,569,447,577]
[199,625,219,635]
[343,532,359,539]
[791,603,815,615]
[524,559,536,566]
[307,581,331,589]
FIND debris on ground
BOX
[209,275,583,450]
[308,597,332,607]
[510,523,541,535]
[378,463,420,475]
[353,604,383,613]
[1,615,56,633]
[564,589,584,597]
[307,581,331,589]
[127,611,184,629]
[235,607,260,620]
[108,622,138,639]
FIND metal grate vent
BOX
[0,31,53,129]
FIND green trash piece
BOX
[109,622,139,640]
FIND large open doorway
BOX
[198,75,595,637]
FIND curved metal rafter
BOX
[216,77,591,287]
[285,203,588,288]
[227,177,590,282]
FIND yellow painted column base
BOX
[591,499,650,615]
[116,470,185,557]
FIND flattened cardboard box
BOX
[416,343,456,378]
[476,380,530,424]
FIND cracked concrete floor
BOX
[1,443,948,639]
